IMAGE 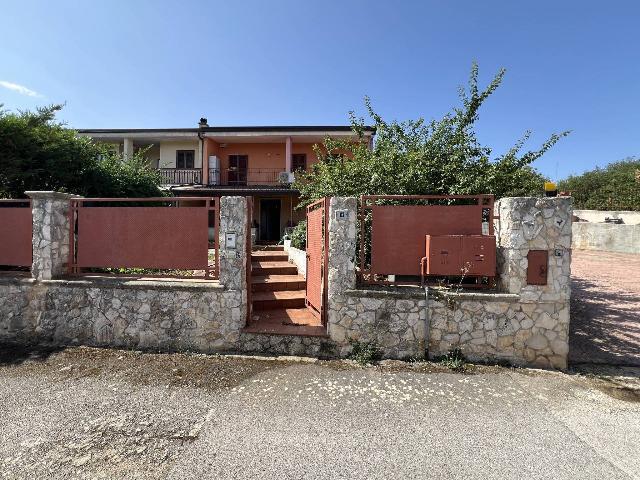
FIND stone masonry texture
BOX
[326,196,573,368]
[26,191,78,280]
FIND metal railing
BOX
[157,167,289,186]
[158,168,202,185]
[207,168,283,186]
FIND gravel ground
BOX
[570,249,640,366]
[0,346,638,479]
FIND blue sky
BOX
[1,0,638,179]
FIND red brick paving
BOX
[570,249,640,366]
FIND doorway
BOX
[260,199,281,242]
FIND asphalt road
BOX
[0,347,638,479]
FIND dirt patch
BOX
[569,250,640,367]
[0,343,292,392]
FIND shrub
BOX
[290,220,307,250]
[0,104,164,198]
[294,63,567,207]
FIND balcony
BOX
[158,168,289,187]
[158,168,202,185]
[208,168,282,186]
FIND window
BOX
[292,153,306,172]
[176,150,195,169]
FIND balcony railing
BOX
[157,168,289,187]
[158,168,202,185]
[208,168,283,186]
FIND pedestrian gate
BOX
[305,198,328,322]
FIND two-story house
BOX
[79,120,375,243]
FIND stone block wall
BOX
[0,193,249,355]
[325,196,573,368]
[0,277,242,352]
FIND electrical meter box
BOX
[424,235,496,277]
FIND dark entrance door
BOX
[260,199,281,242]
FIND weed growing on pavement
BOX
[348,340,382,366]
[435,348,467,372]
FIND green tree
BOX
[294,63,568,205]
[0,104,164,198]
[558,158,640,210]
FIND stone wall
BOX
[0,192,573,368]
[324,196,573,368]
[0,277,242,352]
[572,222,640,254]
[0,194,249,355]
[574,209,640,225]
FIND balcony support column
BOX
[123,138,133,158]
[285,136,292,173]
[202,138,210,185]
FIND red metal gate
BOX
[305,198,328,322]
[246,196,254,325]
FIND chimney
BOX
[198,117,209,128]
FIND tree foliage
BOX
[0,104,164,198]
[294,63,569,206]
[558,158,640,211]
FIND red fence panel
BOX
[0,200,32,267]
[70,197,218,278]
[370,204,483,276]
[360,195,496,284]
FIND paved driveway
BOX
[0,346,638,479]
[570,250,640,366]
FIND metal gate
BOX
[305,198,328,322]
[246,196,254,325]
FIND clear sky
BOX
[1,0,638,180]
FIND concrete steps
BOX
[248,246,325,337]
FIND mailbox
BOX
[422,235,496,280]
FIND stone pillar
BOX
[495,196,573,369]
[326,197,357,342]
[218,196,249,333]
[25,191,80,280]
[219,196,248,290]
[496,197,572,299]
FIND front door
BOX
[259,199,281,242]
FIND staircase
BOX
[246,245,326,336]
